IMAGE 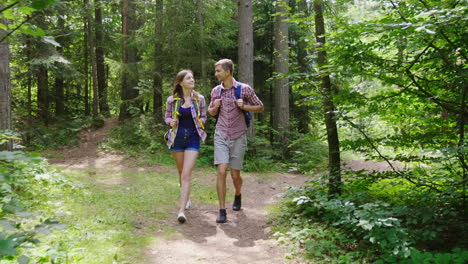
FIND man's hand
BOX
[214,99,222,108]
[235,99,244,110]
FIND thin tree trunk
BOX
[314,0,341,196]
[196,0,207,88]
[84,13,90,116]
[55,17,65,117]
[85,0,98,118]
[95,0,109,116]
[153,0,163,122]
[120,0,141,120]
[273,0,290,151]
[238,0,255,137]
[0,8,12,150]
[37,64,49,124]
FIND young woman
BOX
[164,70,207,223]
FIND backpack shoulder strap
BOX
[217,86,223,98]
[173,97,181,119]
[235,83,242,100]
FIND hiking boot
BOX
[216,209,227,223]
[177,212,186,223]
[232,194,242,211]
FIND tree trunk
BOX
[120,0,141,120]
[37,64,49,124]
[196,0,207,88]
[292,0,311,133]
[54,16,65,117]
[238,0,255,137]
[273,0,290,150]
[152,0,163,122]
[85,0,99,118]
[313,0,341,196]
[95,0,109,116]
[83,12,90,116]
[0,9,12,150]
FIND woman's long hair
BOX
[172,70,199,102]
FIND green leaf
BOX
[0,23,7,31]
[31,0,56,10]
[0,236,18,256]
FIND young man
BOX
[208,59,264,223]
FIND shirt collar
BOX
[221,78,237,90]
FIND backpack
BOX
[215,83,252,128]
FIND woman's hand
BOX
[170,119,178,127]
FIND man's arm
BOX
[241,104,263,113]
[208,87,221,116]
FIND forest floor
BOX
[47,118,400,264]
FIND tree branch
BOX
[0,1,18,14]
[340,114,444,193]
[0,14,36,44]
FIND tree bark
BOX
[196,0,207,88]
[83,8,90,116]
[85,0,98,118]
[120,0,141,120]
[238,0,255,136]
[0,8,12,150]
[54,16,65,117]
[273,0,290,150]
[152,0,163,122]
[95,0,109,116]
[313,0,341,196]
[37,63,49,124]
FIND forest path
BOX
[47,118,397,263]
[47,119,306,264]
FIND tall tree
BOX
[83,14,90,116]
[196,0,207,87]
[152,0,163,122]
[0,7,12,150]
[95,0,109,116]
[273,0,290,149]
[85,0,98,118]
[54,16,65,117]
[313,0,341,196]
[120,0,141,120]
[238,0,255,135]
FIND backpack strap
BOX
[235,83,242,100]
[173,97,181,121]
[193,97,205,130]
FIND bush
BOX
[0,150,73,262]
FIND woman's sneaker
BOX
[177,212,186,223]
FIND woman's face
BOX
[180,72,195,90]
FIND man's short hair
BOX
[215,59,234,75]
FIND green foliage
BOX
[101,116,175,165]
[271,169,467,262]
[0,150,72,262]
[287,134,328,173]
[16,117,92,150]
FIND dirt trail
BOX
[48,119,398,264]
[48,119,307,263]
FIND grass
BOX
[39,166,217,263]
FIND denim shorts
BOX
[170,128,200,152]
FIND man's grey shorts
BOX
[214,130,247,170]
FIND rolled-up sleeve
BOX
[244,85,263,106]
[164,96,174,126]
[199,95,208,124]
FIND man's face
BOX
[215,65,230,82]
